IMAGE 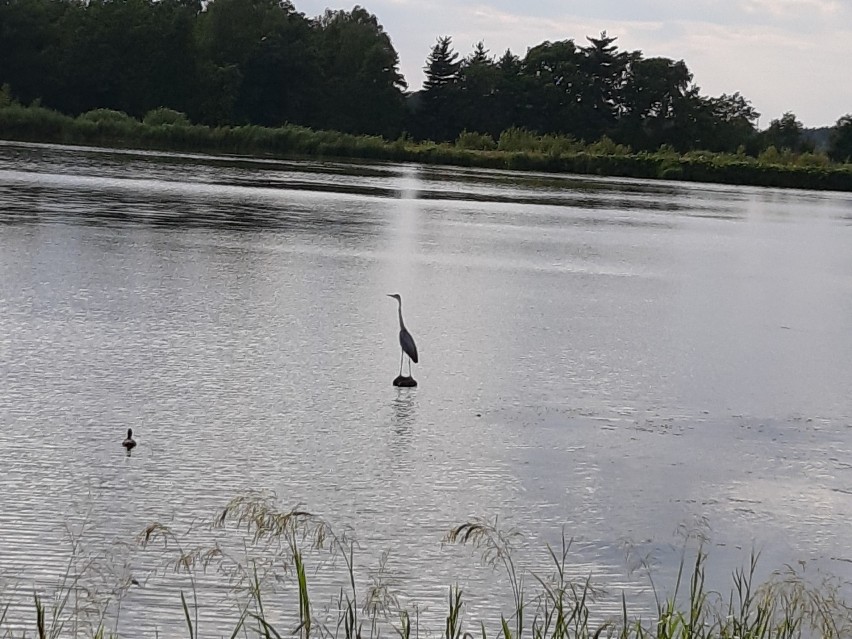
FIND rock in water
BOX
[393,375,417,387]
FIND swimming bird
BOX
[387,293,418,377]
[122,428,137,451]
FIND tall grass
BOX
[0,518,135,639]
[2,102,852,191]
[1,495,851,638]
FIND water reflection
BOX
[391,389,417,436]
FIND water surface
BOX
[2,141,852,636]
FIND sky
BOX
[295,0,852,129]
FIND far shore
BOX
[2,103,852,193]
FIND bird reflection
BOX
[391,391,416,441]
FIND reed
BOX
[2,493,850,639]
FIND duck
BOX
[122,428,137,451]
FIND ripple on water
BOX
[3,142,852,635]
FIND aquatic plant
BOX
[1,492,850,638]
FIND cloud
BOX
[743,0,843,18]
[657,20,852,124]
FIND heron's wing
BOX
[400,329,418,363]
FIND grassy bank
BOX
[1,493,850,638]
[2,102,852,192]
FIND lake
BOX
[1,140,852,637]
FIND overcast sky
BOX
[296,0,852,128]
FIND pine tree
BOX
[423,36,460,92]
[419,36,461,141]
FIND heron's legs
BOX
[399,350,404,377]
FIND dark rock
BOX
[393,375,418,387]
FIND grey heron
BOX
[122,428,137,451]
[387,293,418,377]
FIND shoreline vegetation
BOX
[1,494,851,638]
[4,0,852,192]
[2,102,852,193]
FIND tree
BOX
[619,56,692,149]
[313,7,406,136]
[417,36,461,140]
[487,49,524,135]
[195,0,319,126]
[577,32,630,139]
[0,0,69,107]
[519,40,583,135]
[682,92,759,153]
[423,36,460,92]
[761,112,806,152]
[44,0,201,117]
[828,114,852,162]
[455,42,503,136]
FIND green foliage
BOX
[828,114,852,163]
[659,163,684,180]
[498,127,540,152]
[793,152,831,168]
[4,496,852,638]
[1,101,851,191]
[758,145,782,164]
[456,130,496,150]
[761,112,806,152]
[143,107,191,127]
[0,0,844,153]
[0,102,71,140]
[756,145,811,166]
[74,108,140,140]
[587,135,631,156]
[78,108,135,124]
[418,36,462,141]
[0,84,12,108]
[314,7,407,137]
[423,36,461,93]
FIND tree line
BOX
[1,0,851,161]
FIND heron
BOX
[122,428,137,452]
[387,293,418,377]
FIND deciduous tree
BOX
[314,6,406,136]
[761,112,806,152]
[828,114,852,163]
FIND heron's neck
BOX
[397,302,405,330]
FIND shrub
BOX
[588,135,631,156]
[538,133,580,156]
[142,107,190,127]
[456,130,496,151]
[497,127,539,152]
[78,108,135,124]
[0,83,13,108]
[795,152,831,168]
[758,145,785,165]
[0,103,70,138]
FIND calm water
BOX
[2,140,852,636]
